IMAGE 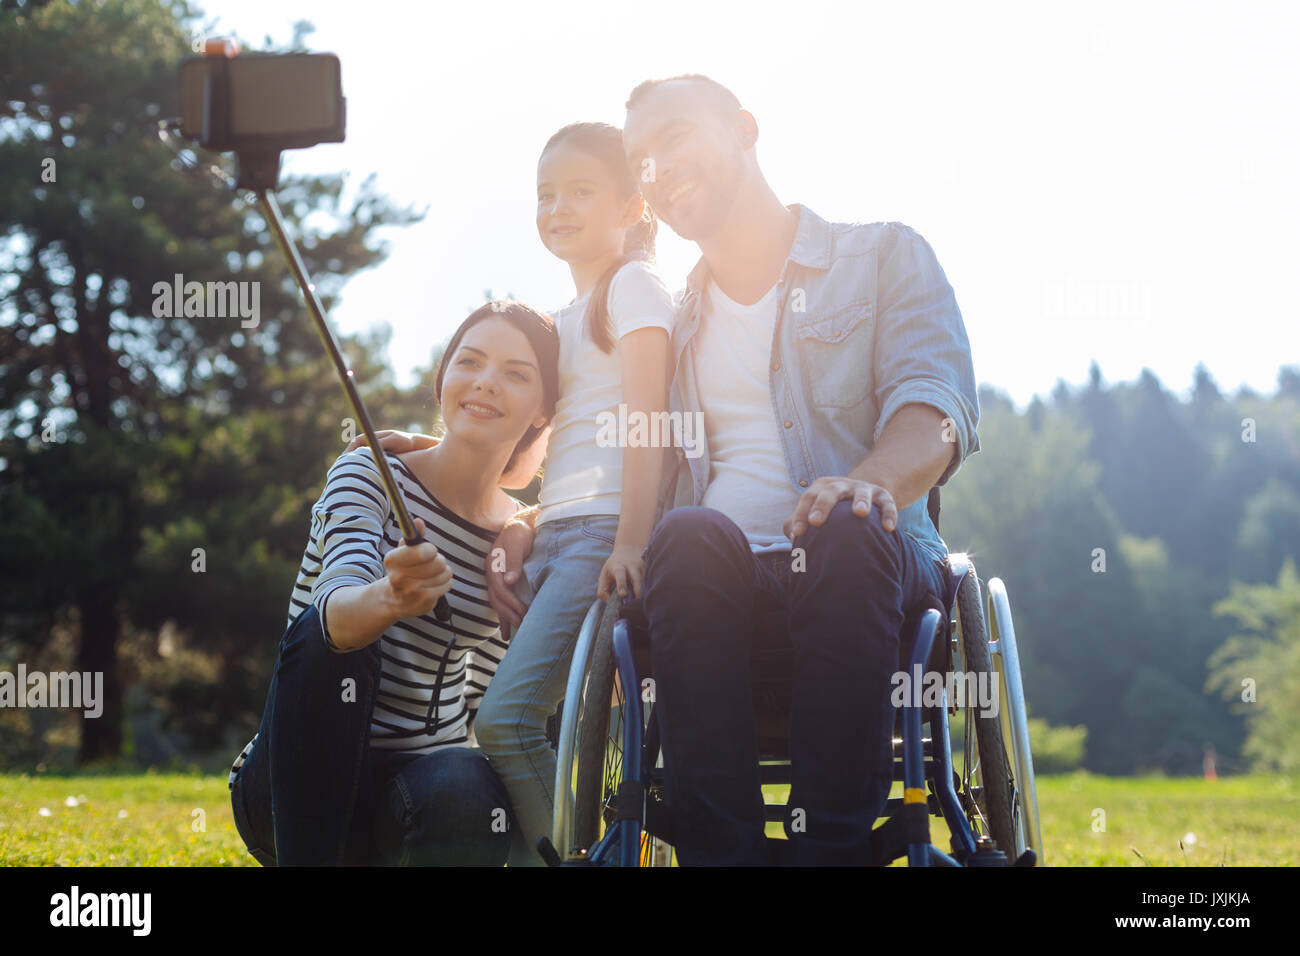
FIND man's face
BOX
[623,82,746,242]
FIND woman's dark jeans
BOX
[229,605,512,866]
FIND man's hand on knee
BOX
[783,476,898,540]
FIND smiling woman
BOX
[413,304,561,503]
[226,301,560,867]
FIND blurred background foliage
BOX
[938,366,1300,775]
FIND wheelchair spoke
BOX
[571,600,679,864]
[950,563,1018,854]
[601,675,625,824]
[954,612,988,837]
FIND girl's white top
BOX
[536,260,676,527]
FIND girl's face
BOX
[439,317,549,453]
[536,141,640,265]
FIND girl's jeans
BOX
[229,604,511,866]
[474,513,619,867]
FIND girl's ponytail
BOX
[624,203,658,261]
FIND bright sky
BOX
[200,0,1300,409]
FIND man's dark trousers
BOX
[642,500,950,866]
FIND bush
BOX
[1026,717,1087,773]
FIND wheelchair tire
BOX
[573,600,619,850]
[954,565,1018,858]
[986,577,1044,863]
[572,601,672,866]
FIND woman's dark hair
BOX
[434,301,560,482]
[541,121,658,354]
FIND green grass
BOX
[764,772,1299,866]
[0,771,253,866]
[2,771,1296,866]
[1032,771,1299,866]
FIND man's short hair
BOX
[625,74,742,120]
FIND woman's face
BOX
[536,141,636,265]
[439,317,549,453]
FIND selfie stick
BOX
[255,190,451,622]
[197,39,451,623]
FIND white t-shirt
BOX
[537,260,676,526]
[696,278,801,553]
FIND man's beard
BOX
[659,181,733,242]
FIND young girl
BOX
[472,122,677,866]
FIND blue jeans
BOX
[641,502,950,866]
[229,605,511,866]
[474,513,620,867]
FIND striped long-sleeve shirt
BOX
[228,447,519,788]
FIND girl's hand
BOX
[597,543,645,601]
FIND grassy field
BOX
[1,770,1296,866]
[0,771,251,866]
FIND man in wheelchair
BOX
[616,75,981,866]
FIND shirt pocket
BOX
[794,297,874,409]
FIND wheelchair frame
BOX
[547,551,1043,868]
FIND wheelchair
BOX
[543,489,1043,867]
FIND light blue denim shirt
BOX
[658,204,980,562]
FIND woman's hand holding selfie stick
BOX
[381,517,456,617]
[353,430,541,640]
[322,518,455,651]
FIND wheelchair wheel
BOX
[551,598,606,860]
[952,564,1018,858]
[986,577,1044,863]
[573,603,619,849]
[573,605,673,866]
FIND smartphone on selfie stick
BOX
[177,39,451,623]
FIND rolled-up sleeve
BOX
[872,224,980,486]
